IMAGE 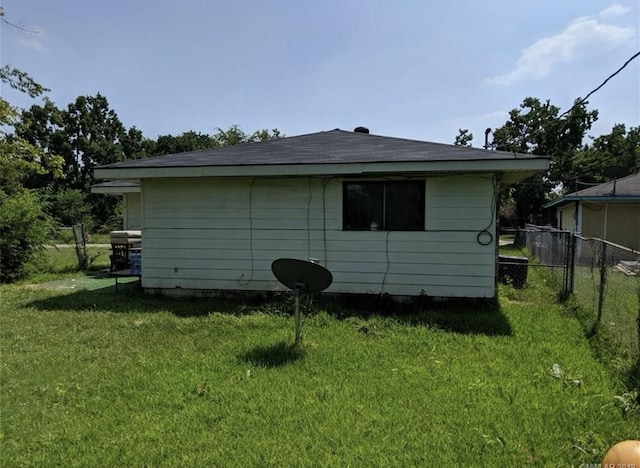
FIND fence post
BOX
[596,241,607,326]
[567,234,576,295]
[72,223,88,270]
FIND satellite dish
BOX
[271,258,333,345]
[604,166,626,195]
[604,165,625,179]
[272,258,332,294]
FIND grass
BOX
[1,252,639,466]
[23,246,111,284]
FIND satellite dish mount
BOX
[271,258,333,345]
[604,165,625,196]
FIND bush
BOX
[0,190,53,282]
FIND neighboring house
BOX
[91,181,142,230]
[94,129,548,298]
[544,172,640,251]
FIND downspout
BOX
[494,173,501,300]
[575,201,582,235]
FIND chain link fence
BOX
[523,224,574,295]
[572,235,639,361]
[516,225,640,363]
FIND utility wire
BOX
[497,50,640,154]
[556,51,640,121]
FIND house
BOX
[544,173,640,251]
[94,128,549,298]
[90,181,142,230]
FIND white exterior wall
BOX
[141,176,496,298]
[123,193,142,230]
[557,203,578,232]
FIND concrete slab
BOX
[33,273,139,292]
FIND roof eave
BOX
[544,195,640,208]
[94,158,549,180]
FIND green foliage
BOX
[50,188,93,227]
[1,71,64,196]
[213,124,283,146]
[16,92,285,228]
[63,94,126,190]
[153,131,218,155]
[0,65,49,98]
[0,190,53,282]
[151,126,283,156]
[120,126,155,160]
[454,128,473,147]
[492,97,598,225]
[0,66,64,282]
[573,124,640,186]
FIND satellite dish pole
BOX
[272,258,333,346]
[604,165,625,196]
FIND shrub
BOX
[0,189,53,282]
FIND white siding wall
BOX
[141,176,496,297]
[124,193,142,230]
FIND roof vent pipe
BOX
[354,126,370,134]
[484,128,491,149]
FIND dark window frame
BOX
[342,180,425,231]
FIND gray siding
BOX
[141,176,496,297]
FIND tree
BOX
[0,190,52,282]
[120,126,156,160]
[454,128,473,147]
[63,94,126,190]
[213,125,283,147]
[0,66,56,282]
[51,188,93,227]
[572,124,640,187]
[13,98,67,190]
[151,126,284,156]
[491,97,598,225]
[153,131,217,156]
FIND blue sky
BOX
[1,0,638,146]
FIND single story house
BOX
[90,180,142,230]
[544,172,640,251]
[94,128,549,298]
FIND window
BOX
[343,181,425,231]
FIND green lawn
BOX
[25,246,111,284]
[1,258,638,465]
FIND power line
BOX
[494,50,640,153]
[557,50,640,120]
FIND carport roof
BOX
[545,172,640,208]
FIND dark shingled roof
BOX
[545,172,640,208]
[99,129,542,169]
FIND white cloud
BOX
[487,13,635,86]
[599,4,631,18]
[480,110,510,121]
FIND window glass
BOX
[343,181,424,231]
[385,182,424,230]
[343,183,383,230]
